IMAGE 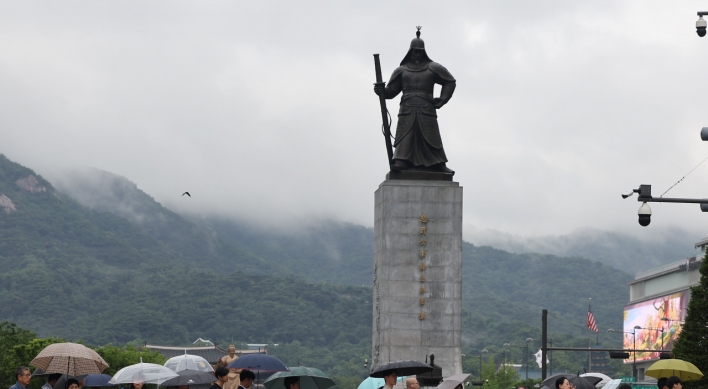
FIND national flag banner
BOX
[587,304,599,332]
[534,349,549,368]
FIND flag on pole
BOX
[587,303,599,332]
[534,349,549,368]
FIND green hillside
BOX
[0,154,633,382]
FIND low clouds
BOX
[2,1,708,239]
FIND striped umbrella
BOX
[30,343,109,376]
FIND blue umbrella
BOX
[226,355,289,372]
[83,374,114,387]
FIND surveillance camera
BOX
[698,15,707,37]
[621,190,634,199]
[638,202,652,227]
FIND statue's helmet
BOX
[228,344,236,353]
[400,26,432,66]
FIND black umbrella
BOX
[161,370,215,387]
[370,360,433,378]
[568,376,597,389]
[542,374,577,389]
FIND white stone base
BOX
[372,179,463,377]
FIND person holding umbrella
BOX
[383,371,397,389]
[11,367,32,389]
[210,367,230,389]
[238,370,255,389]
[666,377,682,389]
[42,373,62,389]
[283,377,299,389]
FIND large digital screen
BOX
[623,290,689,363]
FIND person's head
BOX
[15,367,31,386]
[215,367,230,384]
[454,385,463,389]
[384,371,398,387]
[618,384,632,389]
[405,378,419,389]
[67,378,80,389]
[240,370,255,388]
[666,376,682,389]
[555,377,570,389]
[657,378,668,389]
[284,376,300,389]
[48,374,62,386]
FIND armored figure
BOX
[374,28,456,173]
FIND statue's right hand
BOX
[373,82,386,96]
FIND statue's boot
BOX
[390,159,410,171]
[434,163,455,175]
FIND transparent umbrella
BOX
[164,354,214,373]
[109,358,178,385]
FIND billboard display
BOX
[622,290,689,363]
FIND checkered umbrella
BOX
[30,343,109,376]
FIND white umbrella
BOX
[580,373,612,388]
[109,358,178,385]
[437,374,471,389]
[164,354,214,373]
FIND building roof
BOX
[144,345,265,365]
[144,344,229,364]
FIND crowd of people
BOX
[553,376,683,389]
[6,367,297,389]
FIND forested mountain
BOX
[1,155,634,379]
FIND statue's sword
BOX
[373,54,394,167]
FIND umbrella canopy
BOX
[646,359,704,381]
[109,360,178,385]
[226,354,289,372]
[164,354,214,373]
[161,370,216,386]
[437,374,471,389]
[578,375,605,387]
[568,376,597,389]
[83,374,115,387]
[264,367,335,389]
[370,361,433,378]
[541,374,577,389]
[31,343,109,376]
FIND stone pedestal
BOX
[372,179,463,378]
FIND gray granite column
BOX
[372,179,463,378]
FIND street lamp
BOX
[608,326,641,379]
[479,349,488,381]
[502,340,533,389]
[525,338,533,389]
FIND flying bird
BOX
[182,192,191,197]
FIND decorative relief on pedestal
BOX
[418,213,428,320]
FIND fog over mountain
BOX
[50,167,702,275]
[467,226,701,274]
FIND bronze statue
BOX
[374,27,456,174]
[217,345,241,389]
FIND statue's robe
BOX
[387,61,456,167]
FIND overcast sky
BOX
[3,1,708,239]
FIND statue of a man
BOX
[217,345,241,389]
[374,28,456,174]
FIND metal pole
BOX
[633,330,637,380]
[480,354,483,381]
[541,309,547,380]
[549,338,553,376]
[525,344,529,389]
